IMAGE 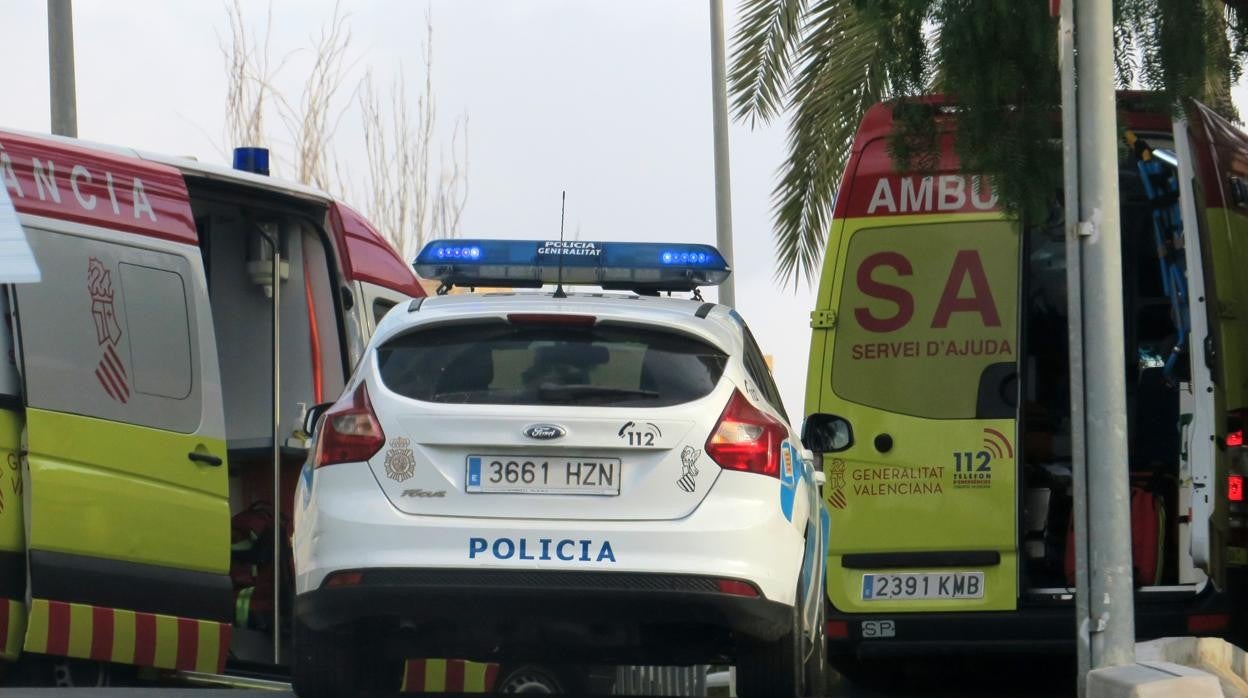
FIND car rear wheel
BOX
[495,663,567,693]
[291,620,359,698]
[735,594,802,698]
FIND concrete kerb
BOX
[1134,637,1248,698]
[1086,661,1222,697]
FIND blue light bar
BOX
[414,239,731,292]
[232,147,270,176]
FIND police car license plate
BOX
[465,455,621,495]
[861,572,984,601]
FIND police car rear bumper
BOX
[295,568,793,658]
[827,585,1226,658]
[294,463,808,606]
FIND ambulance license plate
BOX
[861,572,984,600]
[466,455,621,495]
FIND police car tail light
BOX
[714,579,760,597]
[315,382,386,468]
[705,389,786,478]
[507,313,597,326]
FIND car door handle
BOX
[188,452,223,467]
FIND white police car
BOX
[292,240,830,698]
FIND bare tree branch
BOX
[220,3,469,253]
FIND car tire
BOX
[735,596,802,698]
[495,663,567,693]
[803,595,829,696]
[291,620,359,698]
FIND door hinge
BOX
[810,309,837,329]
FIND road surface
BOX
[2,657,1077,697]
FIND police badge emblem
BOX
[384,437,417,483]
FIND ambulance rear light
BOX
[324,570,364,588]
[825,620,849,639]
[1227,410,1247,448]
[315,382,385,468]
[1231,475,1244,503]
[705,389,786,478]
[1187,613,1230,635]
[714,579,760,598]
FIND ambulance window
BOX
[118,264,192,399]
[373,298,396,326]
[14,230,202,433]
[832,220,1019,419]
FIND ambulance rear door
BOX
[807,128,1020,615]
[1178,101,1248,588]
[2,136,232,672]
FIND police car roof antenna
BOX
[553,190,568,299]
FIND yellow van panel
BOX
[25,408,229,574]
[0,409,25,556]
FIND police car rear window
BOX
[376,321,728,407]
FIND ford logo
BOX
[524,424,566,440]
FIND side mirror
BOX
[303,402,334,438]
[802,413,853,454]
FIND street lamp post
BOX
[1068,0,1137,679]
[47,0,78,138]
[709,0,736,307]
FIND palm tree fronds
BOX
[728,0,807,126]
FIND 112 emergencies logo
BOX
[952,428,1013,489]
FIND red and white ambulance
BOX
[0,128,454,689]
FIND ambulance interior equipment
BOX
[1019,130,1206,593]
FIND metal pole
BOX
[1058,0,1091,691]
[1074,0,1135,669]
[47,0,77,137]
[272,247,282,664]
[709,0,736,307]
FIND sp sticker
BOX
[618,421,662,447]
[677,446,701,492]
[384,437,417,483]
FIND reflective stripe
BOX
[425,658,447,691]
[400,658,499,693]
[24,598,230,672]
[0,597,26,661]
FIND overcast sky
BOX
[4,1,1248,421]
[0,0,816,417]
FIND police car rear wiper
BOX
[536,384,660,402]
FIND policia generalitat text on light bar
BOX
[413,239,731,294]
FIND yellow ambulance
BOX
[803,94,1245,669]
